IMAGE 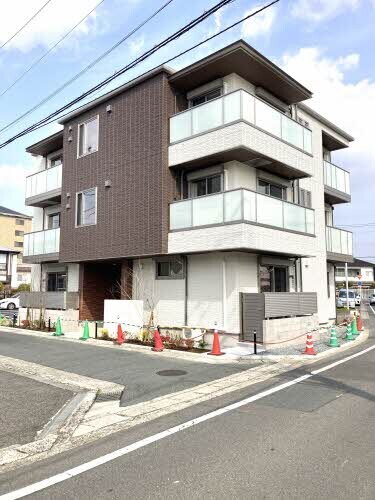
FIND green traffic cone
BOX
[80,320,90,341]
[351,317,358,336]
[328,326,340,347]
[53,317,64,336]
[344,323,354,341]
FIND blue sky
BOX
[0,0,374,258]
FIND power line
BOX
[0,0,176,135]
[0,0,107,98]
[0,0,279,149]
[0,0,53,50]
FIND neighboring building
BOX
[21,40,354,345]
[335,258,375,285]
[0,206,32,288]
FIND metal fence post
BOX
[253,330,257,355]
[48,318,51,332]
[95,322,98,339]
[13,314,16,328]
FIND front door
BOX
[274,267,288,292]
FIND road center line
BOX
[2,343,375,500]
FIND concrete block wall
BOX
[262,314,319,346]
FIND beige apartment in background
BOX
[0,206,32,288]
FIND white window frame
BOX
[77,115,99,159]
[75,187,98,227]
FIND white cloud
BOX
[128,36,145,56]
[280,47,375,254]
[291,0,360,22]
[280,47,375,162]
[241,4,277,38]
[0,164,33,214]
[0,0,101,52]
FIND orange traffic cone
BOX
[208,328,225,356]
[114,323,124,345]
[356,314,364,332]
[152,327,164,352]
[303,333,316,355]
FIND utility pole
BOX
[345,262,349,311]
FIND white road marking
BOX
[369,305,375,315]
[2,343,375,500]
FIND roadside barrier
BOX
[344,324,354,341]
[357,314,364,332]
[151,326,164,352]
[351,316,359,337]
[303,333,316,355]
[328,326,340,348]
[115,324,125,345]
[53,317,64,337]
[80,320,90,341]
[208,328,225,356]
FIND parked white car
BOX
[336,290,356,309]
[0,295,20,310]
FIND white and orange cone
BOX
[303,333,316,355]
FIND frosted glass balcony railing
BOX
[323,161,350,195]
[170,189,315,235]
[326,226,353,256]
[24,228,60,257]
[25,164,62,199]
[170,89,313,154]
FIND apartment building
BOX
[0,206,32,288]
[21,40,354,344]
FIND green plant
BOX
[17,283,30,292]
[100,328,109,340]
[198,337,208,350]
[184,338,195,350]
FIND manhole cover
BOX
[156,369,187,377]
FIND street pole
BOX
[345,262,349,311]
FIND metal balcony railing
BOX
[170,189,315,235]
[326,226,353,256]
[323,160,350,195]
[23,228,60,257]
[170,89,313,154]
[25,164,62,199]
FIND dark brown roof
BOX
[169,40,312,104]
[26,130,63,156]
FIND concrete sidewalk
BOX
[0,370,73,449]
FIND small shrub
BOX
[100,328,109,340]
[21,319,30,329]
[0,317,11,327]
[198,337,208,350]
[184,338,195,350]
[17,283,30,292]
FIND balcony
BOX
[20,291,79,310]
[169,89,313,178]
[169,189,315,256]
[25,164,62,207]
[323,160,351,204]
[23,228,60,263]
[326,226,353,262]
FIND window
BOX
[49,155,62,169]
[258,180,286,200]
[15,230,24,236]
[16,219,24,226]
[190,88,222,107]
[47,272,67,291]
[190,174,222,197]
[156,257,184,279]
[14,241,23,248]
[48,213,60,229]
[17,274,23,282]
[259,265,288,292]
[76,188,97,226]
[299,188,312,208]
[78,116,99,157]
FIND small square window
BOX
[156,258,184,279]
[78,116,99,157]
[14,241,23,248]
[15,230,24,236]
[16,219,24,226]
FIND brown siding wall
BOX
[60,71,176,263]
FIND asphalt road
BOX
[1,306,374,499]
[0,371,73,448]
[0,330,261,407]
